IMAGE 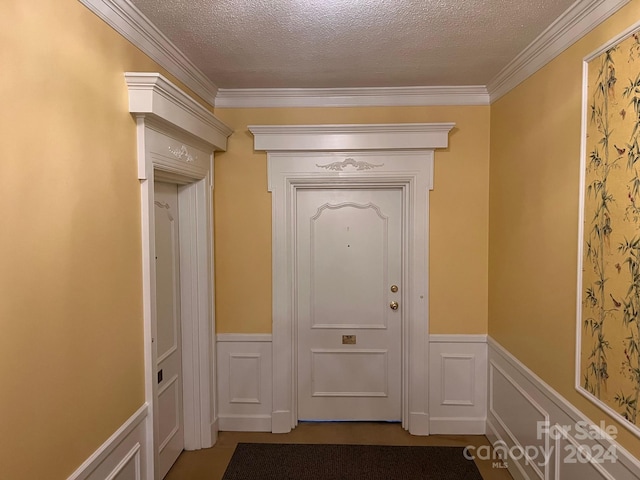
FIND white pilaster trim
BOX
[215,86,489,108]
[488,0,631,102]
[78,0,218,105]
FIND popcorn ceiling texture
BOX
[131,0,575,88]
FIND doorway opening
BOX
[126,72,233,479]
[295,186,404,423]
[250,122,453,435]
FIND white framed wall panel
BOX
[67,405,148,480]
[216,334,273,432]
[428,335,487,434]
[488,337,640,480]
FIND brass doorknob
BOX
[390,301,399,310]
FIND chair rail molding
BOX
[67,404,148,480]
[487,337,640,480]
[250,123,454,435]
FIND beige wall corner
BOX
[488,0,640,455]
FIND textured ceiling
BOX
[130,0,576,89]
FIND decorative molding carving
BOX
[487,0,631,102]
[154,200,174,221]
[316,158,384,171]
[168,145,197,163]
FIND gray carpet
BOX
[222,443,484,479]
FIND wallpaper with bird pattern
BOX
[581,28,640,433]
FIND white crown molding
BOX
[248,123,455,151]
[215,86,490,108]
[487,0,631,102]
[125,72,232,150]
[82,0,630,109]
[79,0,219,106]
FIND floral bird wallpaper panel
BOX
[580,28,640,433]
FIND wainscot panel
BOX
[488,338,640,480]
[429,335,488,434]
[216,334,273,432]
[67,404,148,480]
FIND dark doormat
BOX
[222,443,484,479]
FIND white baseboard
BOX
[408,412,430,436]
[430,417,487,435]
[488,337,640,480]
[67,404,149,480]
[216,334,273,432]
[271,410,293,434]
[218,414,272,432]
[428,334,487,435]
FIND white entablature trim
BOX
[248,123,455,152]
[125,72,232,151]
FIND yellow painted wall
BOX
[489,0,640,454]
[214,106,490,335]
[0,1,196,478]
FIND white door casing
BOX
[297,188,403,421]
[154,182,184,477]
[249,123,454,435]
[126,73,233,479]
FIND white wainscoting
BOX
[429,334,488,434]
[488,337,640,480]
[67,404,148,480]
[216,334,273,432]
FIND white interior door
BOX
[154,181,184,478]
[296,187,403,421]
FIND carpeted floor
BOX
[222,443,483,480]
[164,422,512,480]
